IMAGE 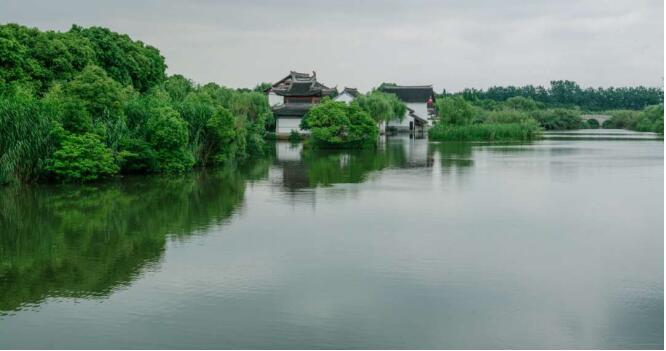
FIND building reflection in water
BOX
[272,135,475,202]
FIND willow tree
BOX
[354,91,406,124]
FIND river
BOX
[0,130,663,349]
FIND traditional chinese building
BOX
[379,85,436,132]
[267,71,337,137]
[333,87,360,104]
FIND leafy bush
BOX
[46,133,118,181]
[532,109,583,130]
[485,109,533,124]
[604,105,664,133]
[146,106,193,172]
[503,96,539,111]
[636,104,664,133]
[354,91,406,123]
[602,110,639,129]
[584,119,600,129]
[301,99,379,148]
[436,96,473,125]
[288,130,302,143]
[117,137,158,173]
[204,107,241,165]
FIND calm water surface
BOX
[0,130,663,349]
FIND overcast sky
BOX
[1,0,663,92]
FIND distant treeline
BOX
[447,80,663,111]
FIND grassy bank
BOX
[428,121,542,142]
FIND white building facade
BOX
[379,85,436,132]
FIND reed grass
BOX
[428,121,542,142]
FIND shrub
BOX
[485,109,533,124]
[604,105,663,133]
[603,110,639,129]
[436,96,473,125]
[634,104,663,133]
[532,108,583,130]
[46,133,118,181]
[204,106,240,165]
[301,99,379,148]
[354,91,406,124]
[288,129,302,143]
[584,119,600,129]
[503,96,538,111]
[117,137,158,173]
[146,106,193,172]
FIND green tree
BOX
[301,99,379,148]
[61,65,128,121]
[146,106,193,172]
[71,25,166,92]
[354,91,406,124]
[204,107,240,165]
[253,82,272,92]
[46,132,119,181]
[164,74,194,101]
[437,96,473,125]
[503,96,538,111]
[532,109,583,130]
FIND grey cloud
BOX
[0,0,662,92]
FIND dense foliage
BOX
[300,99,379,148]
[603,104,664,133]
[0,24,272,184]
[429,96,541,141]
[0,167,264,312]
[531,109,584,130]
[455,80,663,111]
[457,94,661,132]
[354,91,406,124]
[429,122,541,142]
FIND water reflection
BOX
[0,133,662,349]
[0,168,266,314]
[1,136,627,315]
[273,136,480,192]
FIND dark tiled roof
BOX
[379,85,434,103]
[272,103,313,117]
[270,71,311,88]
[288,81,316,95]
[269,70,336,97]
[341,87,360,97]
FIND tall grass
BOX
[429,121,542,142]
[0,93,58,184]
[603,105,663,133]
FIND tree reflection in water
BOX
[0,137,477,314]
[0,166,267,314]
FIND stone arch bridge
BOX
[581,114,611,125]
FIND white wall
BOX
[276,142,303,162]
[333,92,354,104]
[406,102,428,121]
[276,117,308,135]
[268,92,283,106]
[387,111,413,129]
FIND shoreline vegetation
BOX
[0,23,663,184]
